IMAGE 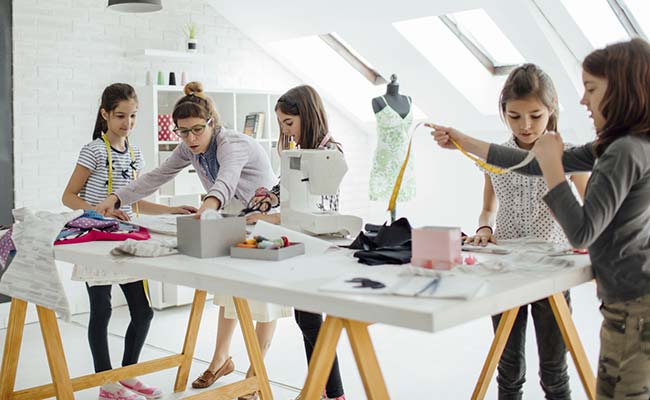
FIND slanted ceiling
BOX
[209,0,604,142]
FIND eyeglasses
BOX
[173,118,213,138]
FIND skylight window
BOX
[395,13,507,115]
[320,33,386,85]
[268,36,387,122]
[560,0,629,48]
[268,34,425,122]
[618,0,650,38]
[442,9,525,73]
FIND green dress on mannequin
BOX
[369,76,416,202]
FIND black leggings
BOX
[295,310,344,398]
[86,281,154,373]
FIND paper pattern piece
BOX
[0,208,83,321]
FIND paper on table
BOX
[130,214,178,235]
[252,220,337,255]
[319,266,486,300]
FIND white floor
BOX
[1,281,602,399]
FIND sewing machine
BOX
[280,149,362,236]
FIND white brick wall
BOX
[12,0,371,214]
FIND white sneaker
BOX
[119,378,163,399]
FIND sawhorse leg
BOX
[472,293,596,400]
[301,316,389,400]
[0,298,28,400]
[174,289,207,391]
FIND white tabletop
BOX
[54,237,592,333]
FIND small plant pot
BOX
[187,38,197,53]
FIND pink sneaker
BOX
[98,383,145,400]
[119,378,163,399]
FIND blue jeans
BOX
[491,292,571,400]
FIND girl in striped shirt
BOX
[62,83,195,400]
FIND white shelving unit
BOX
[134,84,281,309]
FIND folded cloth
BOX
[111,238,178,257]
[349,218,413,265]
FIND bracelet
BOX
[476,225,493,234]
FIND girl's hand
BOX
[532,132,564,170]
[95,195,119,217]
[195,197,221,219]
[248,187,279,213]
[105,208,130,221]
[464,228,496,246]
[245,213,281,225]
[428,123,466,150]
[169,205,198,215]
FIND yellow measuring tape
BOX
[102,133,140,217]
[387,122,533,213]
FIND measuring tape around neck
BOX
[101,133,139,216]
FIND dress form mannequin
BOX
[369,74,416,220]
[371,74,411,118]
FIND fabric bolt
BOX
[369,96,415,202]
[0,208,83,321]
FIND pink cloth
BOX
[54,226,150,246]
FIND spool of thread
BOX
[169,72,176,86]
[181,71,188,85]
[288,136,296,150]
[157,71,165,85]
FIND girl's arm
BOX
[135,200,197,215]
[538,134,643,248]
[62,165,95,210]
[430,123,597,175]
[464,174,498,246]
[62,164,129,220]
[98,146,191,216]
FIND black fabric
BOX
[348,218,412,265]
[86,281,154,373]
[295,310,344,398]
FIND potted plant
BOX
[185,22,198,52]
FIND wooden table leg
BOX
[36,305,74,400]
[472,306,520,400]
[174,289,207,392]
[233,297,274,400]
[300,316,344,400]
[549,292,596,400]
[0,298,28,400]
[344,320,389,400]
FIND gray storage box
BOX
[230,243,305,261]
[177,215,246,258]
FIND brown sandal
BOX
[237,368,259,400]
[191,357,235,389]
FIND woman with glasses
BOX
[96,81,289,396]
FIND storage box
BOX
[176,215,246,258]
[411,226,462,270]
[230,242,305,261]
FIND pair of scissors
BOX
[238,187,279,216]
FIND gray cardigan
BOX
[486,135,650,304]
[115,128,277,210]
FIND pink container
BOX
[411,226,462,270]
